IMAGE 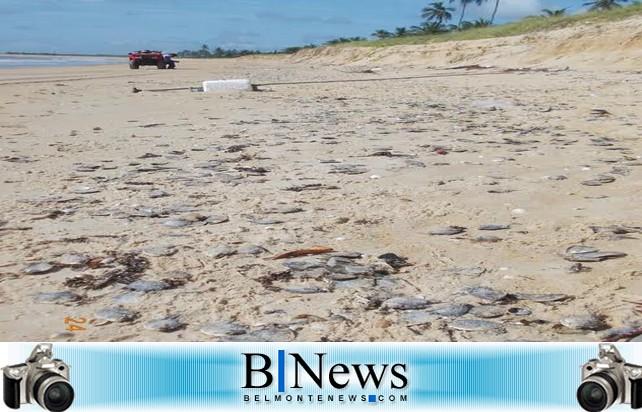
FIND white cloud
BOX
[469,0,545,20]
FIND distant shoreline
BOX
[2,52,127,58]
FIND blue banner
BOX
[1,343,640,411]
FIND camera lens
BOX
[44,382,73,411]
[33,373,74,412]
[577,373,618,412]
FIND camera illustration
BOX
[577,344,642,411]
[3,344,74,412]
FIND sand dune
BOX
[291,16,642,70]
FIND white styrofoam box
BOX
[202,79,252,92]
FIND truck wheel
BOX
[157,61,166,69]
[129,61,140,69]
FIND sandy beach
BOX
[0,18,640,342]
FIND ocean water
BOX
[0,55,125,69]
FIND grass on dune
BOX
[344,3,642,48]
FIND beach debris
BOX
[34,291,81,304]
[429,226,467,235]
[95,307,139,322]
[601,326,642,342]
[449,319,506,333]
[270,246,334,260]
[589,109,611,117]
[563,245,627,262]
[381,297,431,310]
[200,322,247,337]
[23,262,55,275]
[560,315,608,331]
[144,316,184,332]
[377,253,411,269]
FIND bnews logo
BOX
[242,350,409,404]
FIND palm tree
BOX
[410,22,448,34]
[489,0,501,24]
[395,27,409,37]
[371,29,393,39]
[583,0,628,10]
[449,0,486,29]
[541,8,568,16]
[421,2,455,25]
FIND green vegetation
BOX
[347,2,642,48]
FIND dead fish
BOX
[144,317,184,332]
[251,326,296,342]
[430,303,472,317]
[163,219,191,228]
[381,297,430,310]
[442,267,486,277]
[514,293,571,302]
[200,322,247,337]
[205,215,229,224]
[507,307,532,316]
[34,291,81,304]
[429,226,467,235]
[72,186,101,194]
[466,286,507,302]
[95,307,139,322]
[478,224,510,231]
[449,319,506,333]
[238,245,268,255]
[560,315,608,331]
[205,246,237,258]
[581,175,616,186]
[470,305,504,318]
[57,254,90,266]
[283,285,326,294]
[401,311,439,325]
[471,236,502,243]
[378,253,411,268]
[111,292,144,304]
[566,245,599,254]
[23,262,55,275]
[564,251,627,262]
[142,246,177,257]
[128,280,170,292]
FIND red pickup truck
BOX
[128,50,177,69]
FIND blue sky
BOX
[1,0,597,54]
